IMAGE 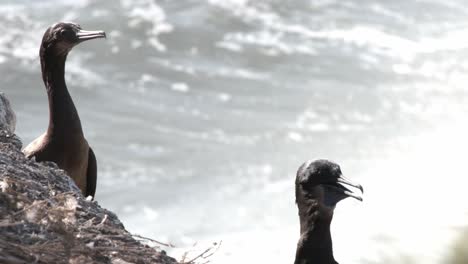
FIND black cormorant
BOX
[23,22,106,199]
[294,159,363,264]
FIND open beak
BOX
[328,175,364,201]
[76,29,106,42]
[337,175,363,201]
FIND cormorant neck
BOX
[295,198,338,264]
[41,49,83,139]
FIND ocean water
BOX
[1,0,468,263]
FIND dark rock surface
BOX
[0,93,16,134]
[0,94,178,264]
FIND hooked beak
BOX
[336,175,363,201]
[327,175,364,202]
[76,29,106,42]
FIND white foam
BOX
[210,0,468,64]
[120,0,173,52]
[218,93,232,102]
[142,206,159,221]
[216,41,243,52]
[0,6,42,64]
[287,131,303,142]
[215,66,269,80]
[171,82,190,93]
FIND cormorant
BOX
[23,22,106,199]
[294,159,363,264]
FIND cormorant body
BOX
[294,159,363,264]
[23,22,105,198]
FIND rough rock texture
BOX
[0,93,16,133]
[0,95,178,264]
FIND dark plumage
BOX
[23,22,106,199]
[294,159,363,264]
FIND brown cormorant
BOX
[23,22,106,199]
[294,159,363,264]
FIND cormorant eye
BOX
[60,29,74,39]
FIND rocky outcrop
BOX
[0,93,16,134]
[0,93,178,264]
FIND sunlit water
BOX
[1,0,468,263]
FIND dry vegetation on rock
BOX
[0,93,178,263]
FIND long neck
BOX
[41,49,83,139]
[294,198,337,264]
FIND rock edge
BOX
[0,93,178,264]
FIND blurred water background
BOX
[1,0,468,263]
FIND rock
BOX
[0,94,178,264]
[0,93,16,133]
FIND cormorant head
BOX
[296,159,363,222]
[40,22,106,57]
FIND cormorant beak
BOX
[327,175,364,202]
[337,175,363,201]
[76,29,106,42]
